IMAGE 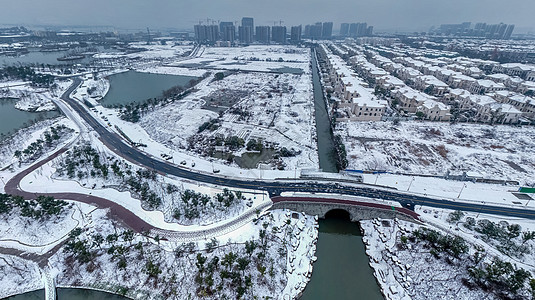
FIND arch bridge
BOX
[270,196,420,222]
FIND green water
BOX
[100,70,198,106]
[300,218,383,300]
[311,49,337,172]
[0,98,60,140]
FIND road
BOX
[6,78,535,236]
[55,78,535,220]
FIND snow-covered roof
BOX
[501,63,535,72]
[421,99,449,111]
[487,103,522,114]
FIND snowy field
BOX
[168,45,309,73]
[93,42,193,60]
[140,69,317,171]
[337,120,535,185]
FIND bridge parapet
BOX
[271,196,419,222]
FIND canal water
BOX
[4,288,128,300]
[300,217,383,300]
[0,98,60,140]
[311,49,337,173]
[100,70,198,107]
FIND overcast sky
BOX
[1,0,534,33]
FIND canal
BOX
[300,216,383,300]
[311,49,337,173]
[100,70,198,107]
[301,48,383,299]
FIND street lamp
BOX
[457,183,467,199]
[407,176,415,191]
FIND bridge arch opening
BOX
[325,209,351,221]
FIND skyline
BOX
[0,0,534,33]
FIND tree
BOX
[214,72,225,81]
[423,84,435,95]
[415,111,426,120]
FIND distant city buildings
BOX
[193,18,374,44]
[303,22,338,39]
[343,23,373,37]
[431,22,515,39]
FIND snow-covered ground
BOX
[338,120,535,185]
[0,205,318,300]
[51,208,317,300]
[0,116,78,194]
[168,45,309,73]
[140,70,317,171]
[93,42,193,60]
[361,215,535,300]
[0,79,72,112]
[0,255,42,298]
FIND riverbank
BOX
[360,215,535,299]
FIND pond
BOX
[0,98,60,141]
[269,66,304,74]
[213,148,277,169]
[100,70,198,107]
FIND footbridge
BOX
[271,196,420,222]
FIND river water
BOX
[100,70,198,107]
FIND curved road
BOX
[6,78,535,238]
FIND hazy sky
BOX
[1,0,534,33]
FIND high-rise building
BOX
[238,26,253,44]
[290,25,302,43]
[242,17,254,28]
[194,24,219,43]
[339,23,350,36]
[256,26,271,43]
[504,24,515,39]
[221,25,235,42]
[496,23,508,39]
[219,22,233,35]
[321,22,333,38]
[240,17,254,43]
[305,22,322,39]
[271,26,287,44]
